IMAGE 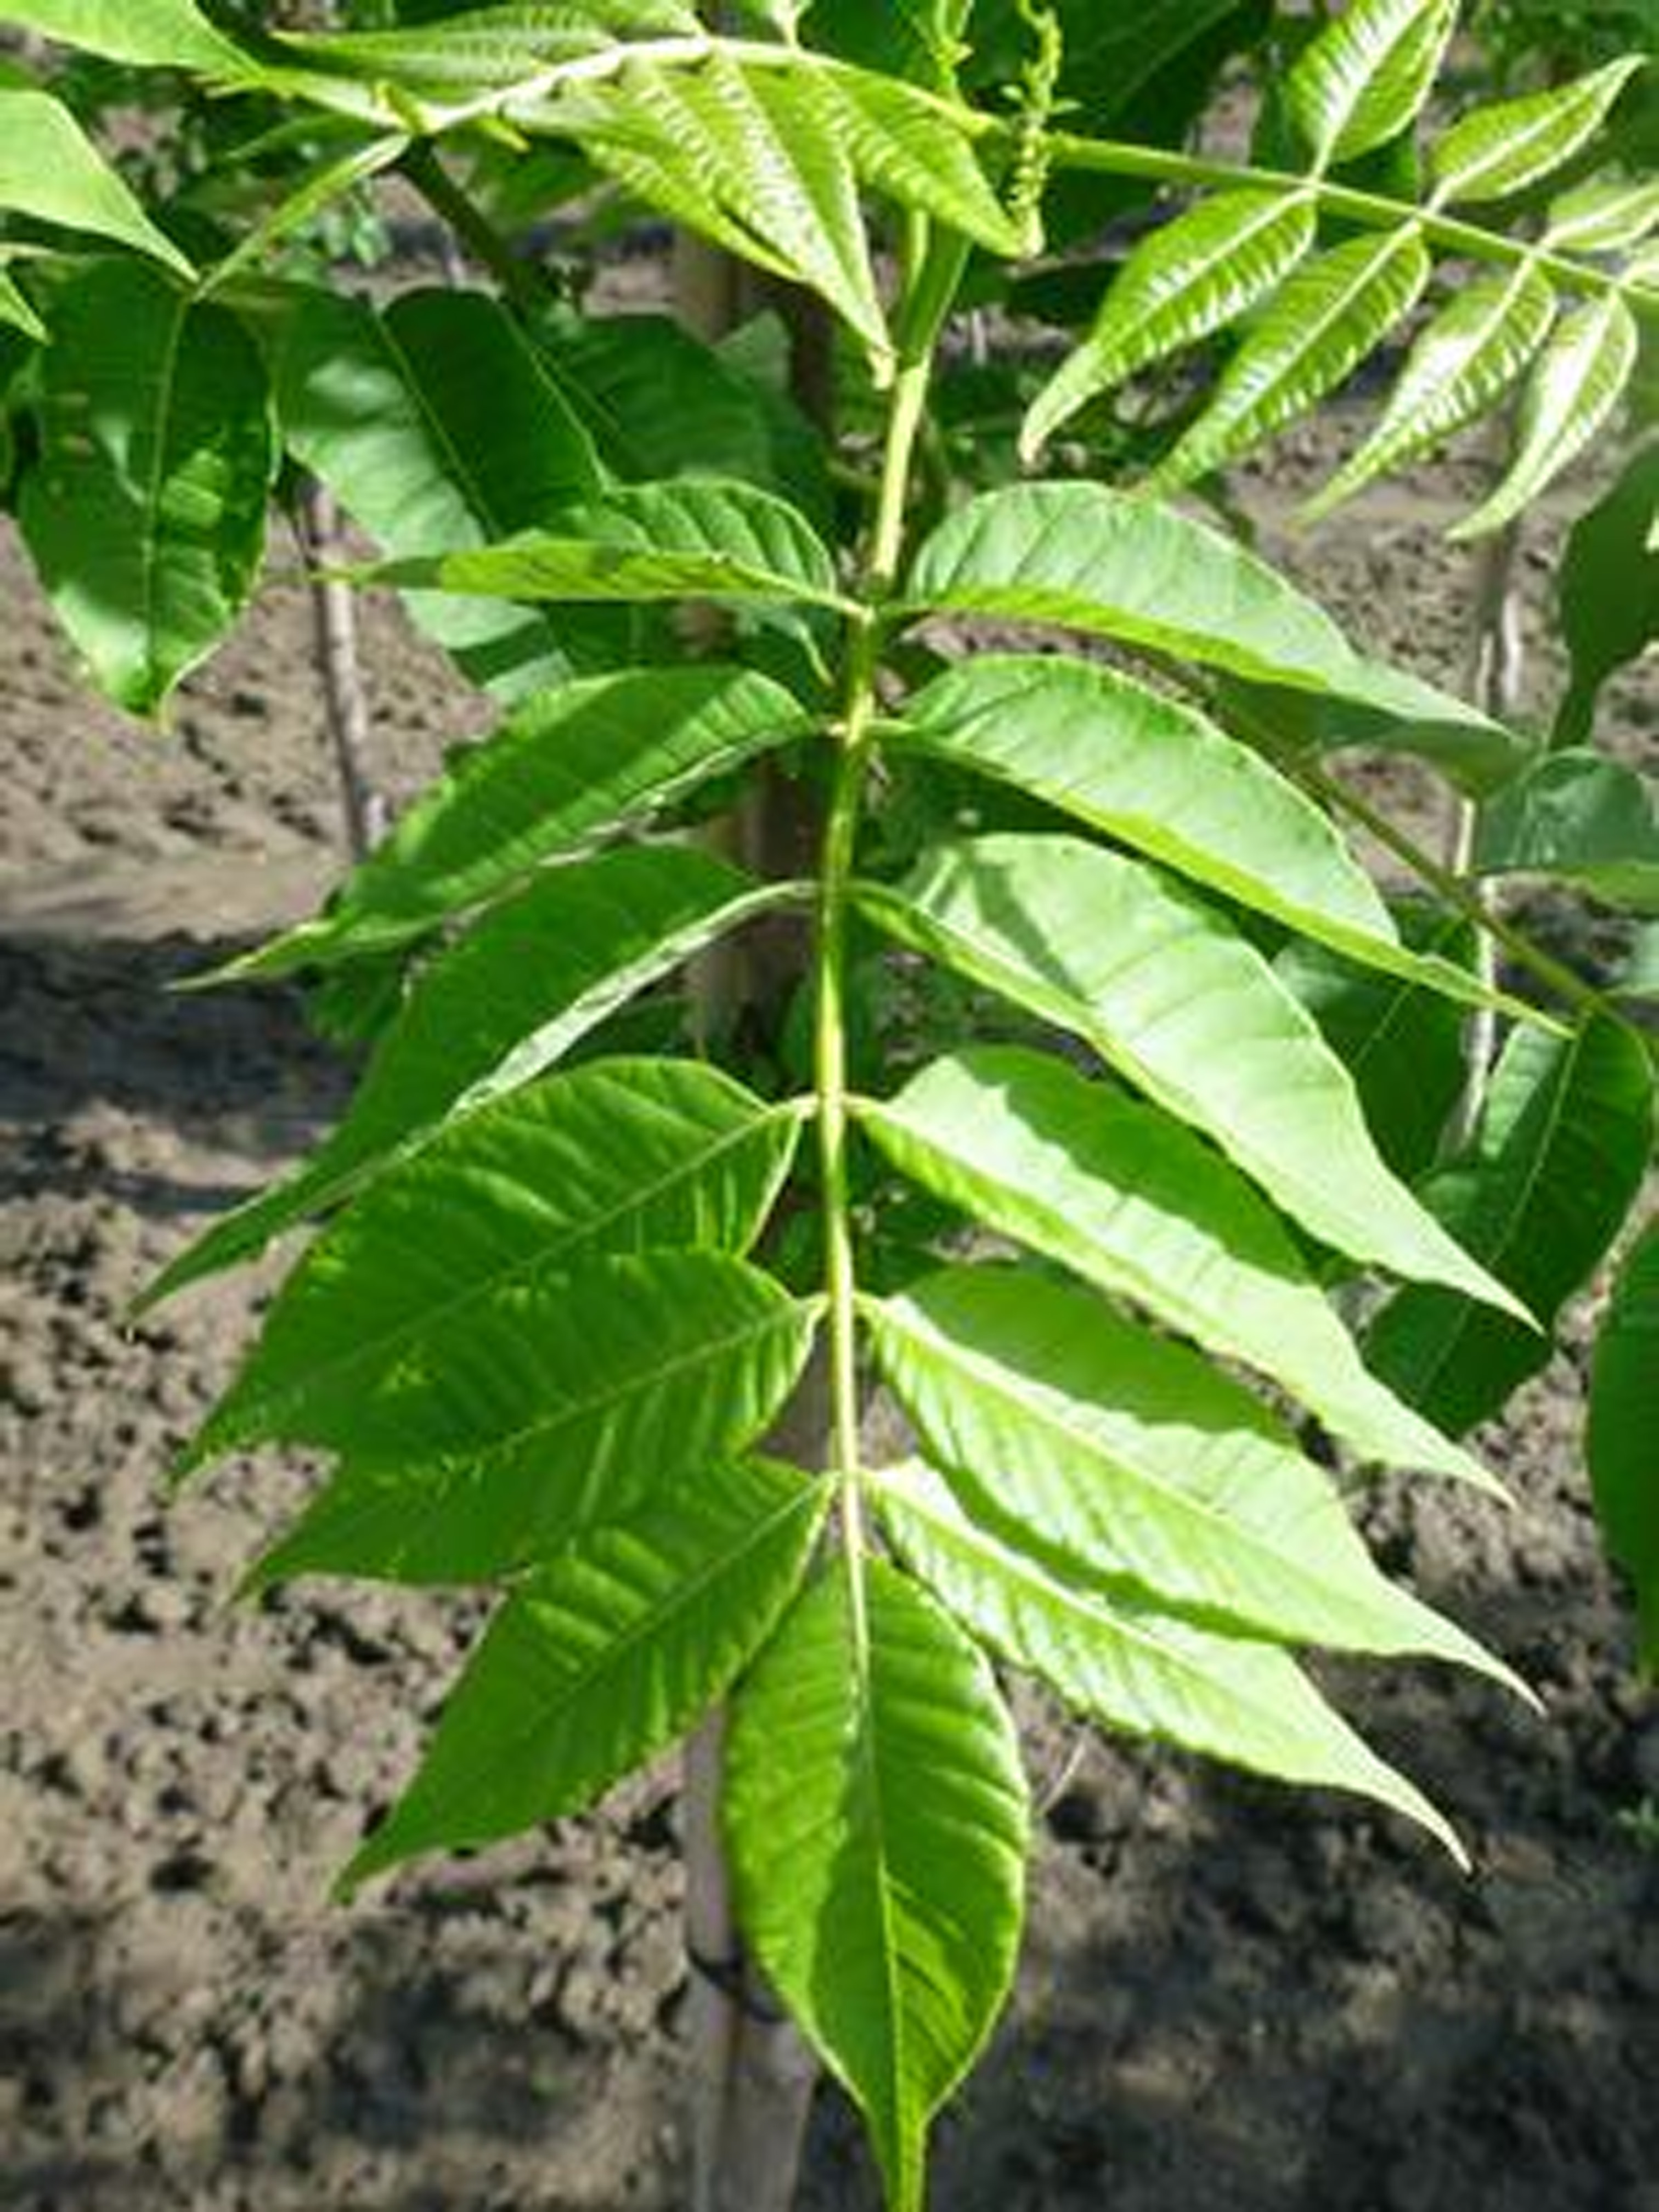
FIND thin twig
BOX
[294,480,383,863]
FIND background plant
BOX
[3,4,1659,2207]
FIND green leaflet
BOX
[543,47,1021,365]
[1288,0,1458,168]
[532,306,830,522]
[855,1045,1488,1488]
[1156,225,1433,494]
[867,1265,1515,1675]
[362,478,854,620]
[1431,58,1644,207]
[0,89,194,275]
[893,653,1509,1013]
[1545,176,1659,255]
[725,1560,1028,2212]
[1556,443,1659,748]
[1276,912,1473,1184]
[903,481,1505,753]
[1368,1018,1656,1438]
[19,261,275,718]
[1476,749,1659,913]
[240,666,814,975]
[1309,264,1559,518]
[857,834,1526,1312]
[251,1251,818,1585]
[276,3,699,95]
[1588,1224,1659,1669]
[874,1465,1466,1860]
[1452,296,1640,543]
[189,1057,804,1469]
[341,1455,829,1886]
[273,285,608,697]
[147,848,800,1305]
[1023,188,1318,454]
[0,0,246,71]
[0,265,42,343]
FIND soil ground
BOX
[4,391,1659,2212]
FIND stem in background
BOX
[1297,756,1603,1020]
[1449,443,1528,1148]
[676,207,839,2212]
[400,141,551,316]
[294,480,383,862]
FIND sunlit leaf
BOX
[240,666,812,974]
[19,261,274,716]
[868,1265,1515,1668]
[1156,226,1433,492]
[1023,188,1317,454]
[0,88,194,274]
[856,1045,1488,1486]
[251,1251,818,1584]
[191,1057,803,1468]
[341,1455,828,1884]
[1452,294,1638,542]
[1309,265,1558,516]
[876,1464,1466,1858]
[726,1559,1028,2212]
[147,848,800,1303]
[1432,59,1644,207]
[859,833,1528,1311]
[1287,0,1458,167]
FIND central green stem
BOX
[815,318,939,1564]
